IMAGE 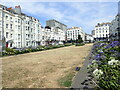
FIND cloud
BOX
[1,2,65,20]
[0,2,118,34]
[1,0,120,2]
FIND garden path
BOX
[71,45,96,89]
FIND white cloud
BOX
[1,0,120,2]
[0,2,117,34]
[1,2,65,20]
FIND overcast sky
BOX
[1,0,119,34]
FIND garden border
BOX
[0,43,74,57]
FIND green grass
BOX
[58,73,75,87]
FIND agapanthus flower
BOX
[98,49,104,54]
[111,41,120,46]
[94,54,101,60]
[108,59,120,67]
[93,69,103,78]
[111,52,120,57]
[100,43,107,47]
[108,41,120,48]
[109,50,117,53]
[105,45,111,49]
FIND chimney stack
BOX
[14,5,21,14]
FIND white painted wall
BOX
[67,27,85,41]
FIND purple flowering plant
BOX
[88,41,120,89]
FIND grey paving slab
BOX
[71,49,96,89]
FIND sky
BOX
[1,0,119,34]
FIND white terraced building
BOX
[40,19,66,46]
[0,4,67,49]
[67,27,85,41]
[41,26,66,46]
[0,4,42,49]
[93,22,111,41]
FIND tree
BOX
[76,35,83,43]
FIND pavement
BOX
[71,47,97,89]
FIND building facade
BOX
[67,27,85,41]
[93,22,111,41]
[109,2,120,41]
[0,4,42,49]
[85,33,94,43]
[41,26,66,46]
[40,19,67,46]
[109,15,120,41]
[46,19,67,31]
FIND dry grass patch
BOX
[2,44,93,88]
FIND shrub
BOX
[75,43,85,46]
[5,48,14,52]
[14,50,20,55]
[64,43,72,46]
[5,48,16,55]
[2,43,73,56]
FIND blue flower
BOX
[100,43,106,47]
[109,50,116,53]
[94,54,101,60]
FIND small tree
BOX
[76,35,83,43]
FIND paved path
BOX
[71,46,96,89]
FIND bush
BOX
[14,50,20,55]
[4,48,16,55]
[75,43,85,46]
[2,43,73,56]
[64,43,72,46]
[5,48,14,52]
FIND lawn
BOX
[2,44,93,88]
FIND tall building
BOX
[93,22,111,41]
[41,20,67,46]
[0,4,42,49]
[46,19,67,31]
[109,1,120,41]
[67,27,85,41]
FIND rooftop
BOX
[46,19,67,26]
[95,22,111,27]
[67,26,82,30]
[0,4,39,22]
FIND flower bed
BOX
[1,43,73,57]
[88,41,120,89]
